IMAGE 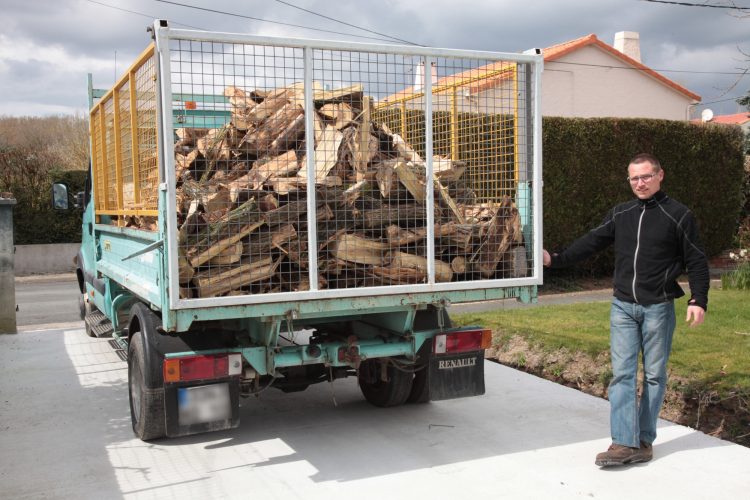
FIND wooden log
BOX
[395,161,426,202]
[179,254,195,284]
[269,111,305,152]
[189,220,264,268]
[330,233,391,266]
[229,150,298,194]
[361,204,427,229]
[450,256,467,274]
[433,157,467,181]
[353,96,371,181]
[391,133,422,162]
[187,199,264,267]
[239,102,302,155]
[297,125,344,183]
[375,161,394,198]
[434,179,466,223]
[393,251,453,283]
[224,86,257,130]
[319,102,355,129]
[313,83,364,104]
[471,197,516,278]
[207,240,243,266]
[385,222,460,247]
[193,256,279,298]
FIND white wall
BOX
[542,45,695,120]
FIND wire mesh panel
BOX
[162,32,539,301]
[89,45,158,222]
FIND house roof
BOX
[544,34,700,101]
[380,33,701,105]
[706,112,750,125]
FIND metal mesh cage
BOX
[89,45,158,221]
[165,36,537,300]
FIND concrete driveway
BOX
[1,326,747,499]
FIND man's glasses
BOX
[627,173,658,184]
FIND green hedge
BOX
[543,117,746,276]
[12,170,87,245]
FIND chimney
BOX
[614,31,641,63]
[414,62,437,92]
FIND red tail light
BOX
[163,353,242,383]
[433,329,492,354]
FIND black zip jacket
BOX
[550,191,710,310]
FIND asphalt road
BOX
[14,274,81,328]
[1,326,748,499]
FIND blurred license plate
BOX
[177,383,230,426]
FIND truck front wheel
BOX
[358,358,412,407]
[128,331,165,440]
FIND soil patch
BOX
[486,336,750,447]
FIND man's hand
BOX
[543,249,551,267]
[686,305,705,327]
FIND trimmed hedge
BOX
[543,118,745,276]
[11,169,86,245]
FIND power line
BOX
[155,0,408,44]
[85,0,207,30]
[642,0,750,9]
[547,59,749,75]
[271,0,422,46]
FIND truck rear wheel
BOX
[128,330,165,440]
[358,358,412,407]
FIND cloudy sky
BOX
[1,0,748,117]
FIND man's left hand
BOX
[686,305,705,327]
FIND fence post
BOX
[0,193,17,334]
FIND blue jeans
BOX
[609,298,676,447]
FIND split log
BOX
[319,102,355,129]
[471,197,518,278]
[297,125,344,183]
[384,222,462,247]
[434,179,466,223]
[361,204,427,229]
[392,251,453,283]
[207,240,243,266]
[224,86,258,130]
[394,161,426,202]
[450,256,467,274]
[330,233,391,266]
[193,256,279,298]
[187,199,264,267]
[313,83,364,104]
[354,96,372,181]
[239,102,303,156]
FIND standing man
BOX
[543,153,709,467]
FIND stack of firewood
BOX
[167,82,526,298]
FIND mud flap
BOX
[428,351,485,401]
[164,378,240,438]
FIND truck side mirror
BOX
[52,182,69,210]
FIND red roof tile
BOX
[708,112,750,125]
[381,34,701,104]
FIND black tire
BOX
[358,358,413,407]
[407,362,430,404]
[128,330,166,440]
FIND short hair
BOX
[629,153,661,171]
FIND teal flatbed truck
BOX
[67,21,543,440]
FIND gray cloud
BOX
[1,0,747,116]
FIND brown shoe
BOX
[595,443,645,467]
[638,441,653,462]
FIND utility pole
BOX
[0,192,17,333]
